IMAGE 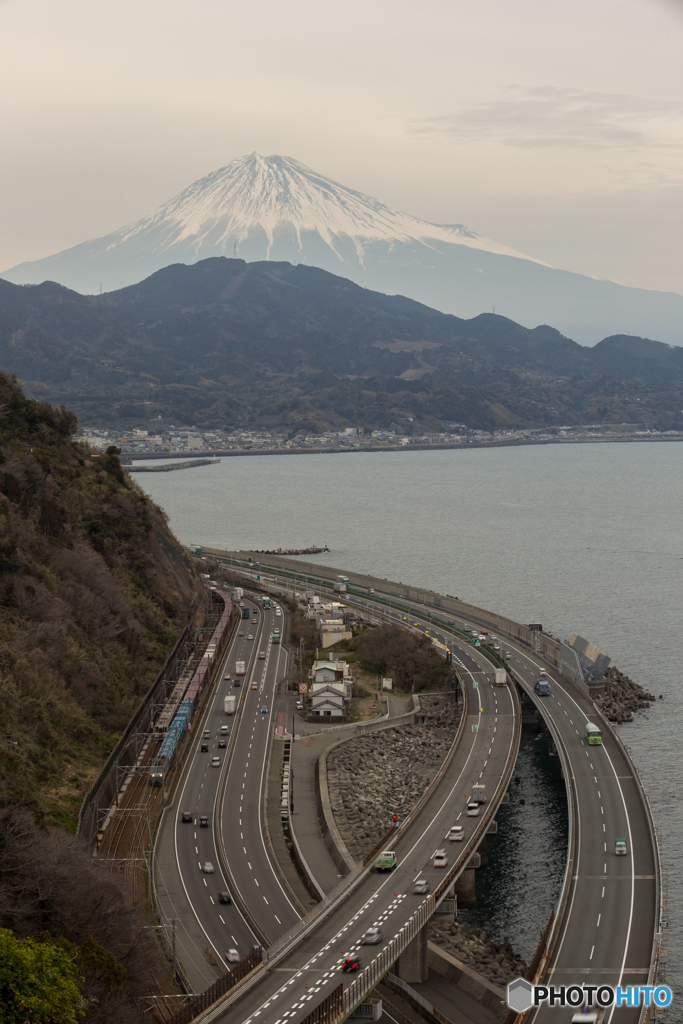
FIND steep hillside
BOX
[1,259,682,432]
[0,373,200,822]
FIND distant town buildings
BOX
[74,422,681,456]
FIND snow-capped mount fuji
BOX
[3,153,682,346]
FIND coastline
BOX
[123,434,683,462]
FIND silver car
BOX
[203,861,215,874]
[361,926,383,944]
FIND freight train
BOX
[149,588,233,785]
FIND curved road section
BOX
[205,644,520,1024]
[507,650,657,1024]
[241,559,659,1024]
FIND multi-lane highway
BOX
[165,593,299,974]
[505,649,656,1024]
[207,636,520,1024]
[235,560,658,1024]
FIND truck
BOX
[534,679,550,696]
[585,722,603,745]
[272,630,281,644]
[235,661,246,676]
[336,575,350,584]
[224,695,236,715]
[333,582,347,593]
[494,668,507,686]
[234,587,243,602]
[375,850,397,872]
[241,606,250,619]
[472,784,486,804]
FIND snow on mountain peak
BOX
[123,152,545,264]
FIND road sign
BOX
[472,638,480,647]
[299,683,308,694]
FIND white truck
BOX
[494,668,507,686]
[333,582,347,593]
[235,661,246,676]
[234,587,244,602]
[472,784,486,804]
[224,695,236,715]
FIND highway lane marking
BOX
[275,915,281,924]
[590,946,595,960]
[514,649,638,1021]
[597,913,601,926]
[210,896,214,904]
[219,915,224,923]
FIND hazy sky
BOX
[1,0,682,292]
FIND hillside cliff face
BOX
[0,373,199,822]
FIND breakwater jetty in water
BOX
[127,458,220,473]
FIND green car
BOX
[375,850,397,872]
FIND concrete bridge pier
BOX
[396,926,429,983]
[454,852,481,907]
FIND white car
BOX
[447,825,464,841]
[211,756,220,767]
[247,634,253,640]
[433,849,448,868]
[466,802,479,816]
[203,861,215,873]
[226,948,240,963]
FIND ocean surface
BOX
[134,442,681,1004]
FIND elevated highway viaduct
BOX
[155,569,522,1011]
[204,552,661,1024]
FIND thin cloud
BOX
[410,86,683,150]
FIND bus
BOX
[584,722,603,745]
[262,596,271,609]
[272,629,281,644]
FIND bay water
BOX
[135,442,681,1004]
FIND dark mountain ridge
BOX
[1,258,681,432]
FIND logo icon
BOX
[507,979,534,1013]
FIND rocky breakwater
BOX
[427,920,527,987]
[325,695,461,863]
[594,666,656,724]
